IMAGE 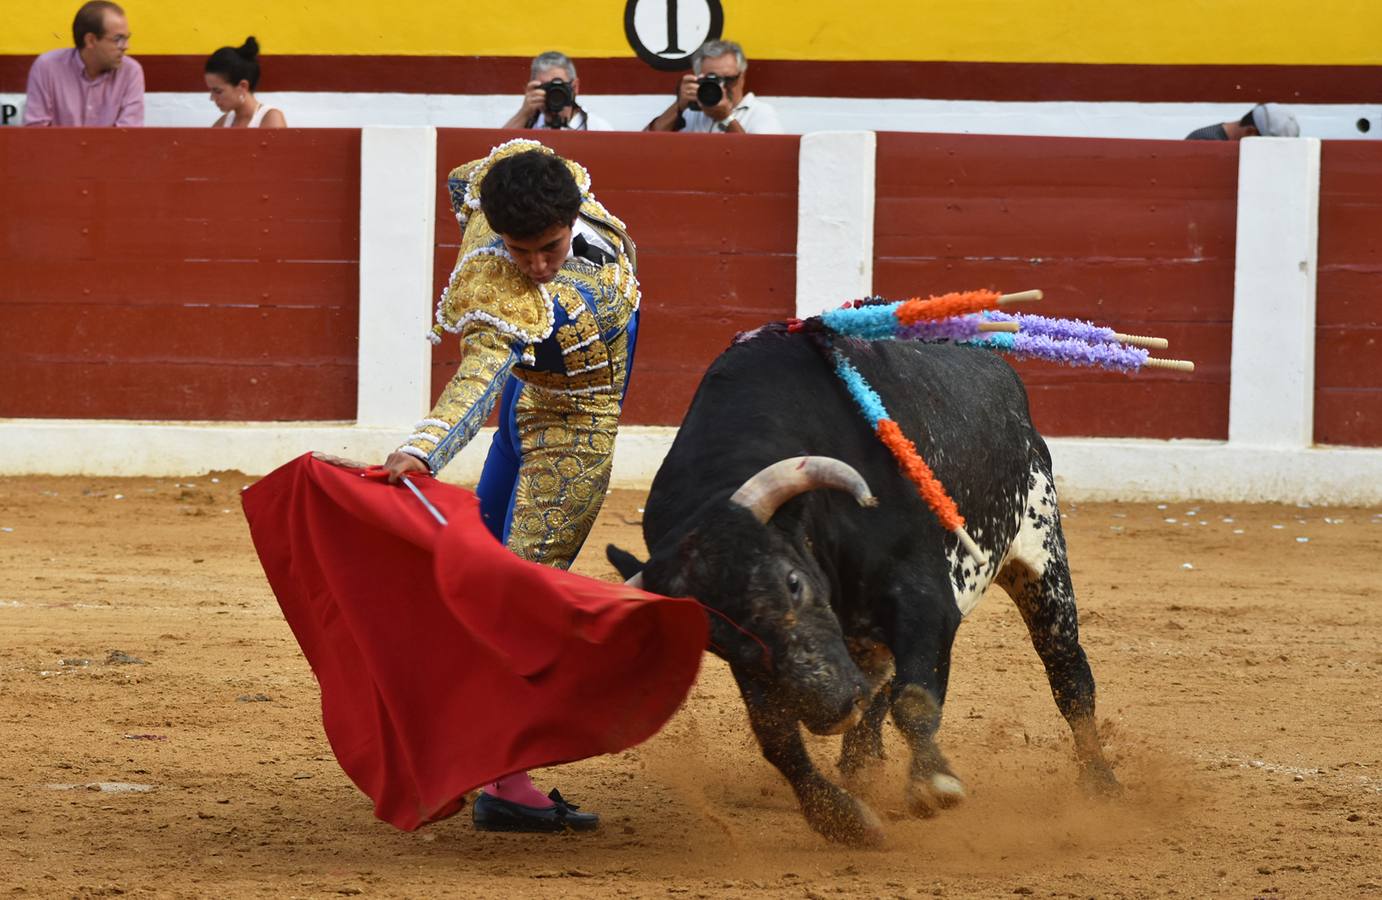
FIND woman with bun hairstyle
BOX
[205,37,285,128]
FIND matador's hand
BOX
[384,451,429,484]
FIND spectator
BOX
[24,1,144,126]
[205,37,286,128]
[646,39,781,134]
[1186,103,1298,140]
[501,51,611,131]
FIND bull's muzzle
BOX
[808,700,866,736]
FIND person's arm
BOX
[260,107,287,128]
[115,61,144,126]
[385,324,519,481]
[502,80,545,129]
[645,74,699,131]
[717,114,746,134]
[22,57,54,126]
[695,87,754,134]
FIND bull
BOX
[608,328,1120,846]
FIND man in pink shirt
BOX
[24,1,144,127]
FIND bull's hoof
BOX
[1078,763,1122,798]
[804,790,886,847]
[906,772,967,818]
[832,798,886,848]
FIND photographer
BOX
[645,39,781,134]
[1185,103,1298,140]
[502,51,611,131]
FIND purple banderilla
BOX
[983,311,1122,344]
[968,332,1150,372]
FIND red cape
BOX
[241,454,707,830]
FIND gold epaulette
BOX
[434,243,554,349]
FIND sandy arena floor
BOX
[0,473,1379,898]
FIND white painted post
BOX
[1228,137,1321,448]
[356,126,438,427]
[794,131,877,319]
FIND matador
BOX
[384,139,640,832]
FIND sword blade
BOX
[400,475,448,527]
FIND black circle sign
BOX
[624,0,725,71]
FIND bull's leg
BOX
[997,464,1119,794]
[837,637,895,779]
[887,588,967,817]
[838,688,889,780]
[740,681,884,847]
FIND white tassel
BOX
[562,332,601,354]
[545,383,615,397]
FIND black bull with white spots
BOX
[608,330,1120,846]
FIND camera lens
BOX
[542,79,574,117]
[696,78,724,109]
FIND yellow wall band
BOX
[7,0,1381,65]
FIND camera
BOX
[690,74,726,111]
[541,78,575,120]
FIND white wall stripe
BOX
[0,421,676,490]
[1228,137,1322,449]
[1044,439,1382,504]
[356,126,437,428]
[0,420,1378,503]
[3,92,1377,141]
[795,131,877,319]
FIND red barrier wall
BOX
[15,128,1373,446]
[0,129,360,420]
[873,132,1238,440]
[4,55,1376,104]
[1316,142,1382,447]
[431,129,800,427]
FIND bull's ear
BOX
[636,531,702,599]
[605,544,646,580]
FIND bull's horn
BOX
[625,572,644,590]
[729,456,878,524]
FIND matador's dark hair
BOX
[479,151,582,240]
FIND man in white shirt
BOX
[502,51,613,131]
[646,39,782,135]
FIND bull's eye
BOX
[787,571,802,597]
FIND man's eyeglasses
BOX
[103,33,131,47]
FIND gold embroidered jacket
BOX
[399,139,641,476]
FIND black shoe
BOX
[472,788,599,833]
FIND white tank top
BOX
[218,104,279,128]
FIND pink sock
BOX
[486,771,553,808]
